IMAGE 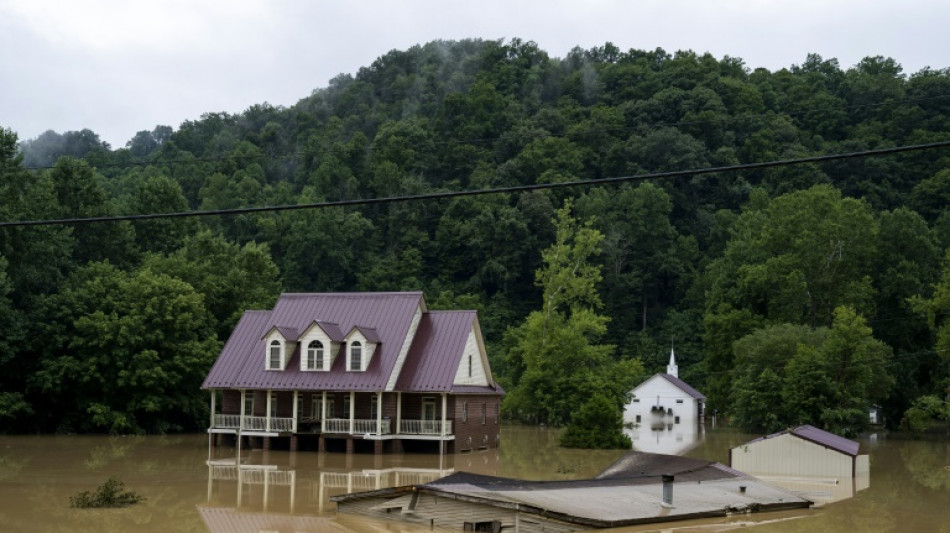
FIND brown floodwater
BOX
[0,425,947,533]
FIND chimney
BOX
[661,474,674,508]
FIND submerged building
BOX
[202,292,505,454]
[331,451,811,531]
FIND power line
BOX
[4,140,950,228]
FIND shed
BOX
[729,425,870,479]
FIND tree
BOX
[502,201,644,432]
[559,393,632,449]
[142,231,281,339]
[33,262,220,434]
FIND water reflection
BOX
[0,428,947,532]
[625,421,705,456]
[202,444,500,523]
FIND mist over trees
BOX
[3,38,950,436]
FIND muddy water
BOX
[0,425,947,533]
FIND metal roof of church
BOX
[635,373,706,400]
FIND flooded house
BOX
[729,425,870,504]
[330,451,812,532]
[623,349,705,453]
[202,292,505,454]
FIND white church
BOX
[623,349,706,454]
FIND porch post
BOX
[396,392,402,435]
[441,393,447,455]
[321,391,327,433]
[292,391,298,433]
[266,390,272,433]
[240,390,246,430]
[209,389,215,429]
[349,391,355,434]
[377,392,383,435]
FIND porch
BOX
[207,389,455,440]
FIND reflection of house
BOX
[625,419,704,456]
[332,451,811,531]
[202,292,504,454]
[729,425,871,505]
[624,349,705,428]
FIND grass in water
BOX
[70,477,144,508]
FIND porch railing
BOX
[400,419,453,435]
[324,418,392,434]
[211,414,453,436]
[214,414,241,429]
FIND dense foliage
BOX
[2,38,950,437]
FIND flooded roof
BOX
[203,292,425,391]
[746,425,860,456]
[333,453,811,528]
[596,451,741,481]
[198,506,335,533]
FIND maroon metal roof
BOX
[349,325,380,343]
[203,292,424,391]
[746,425,860,456]
[397,311,475,392]
[305,320,345,342]
[658,373,706,400]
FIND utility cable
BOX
[3,140,950,228]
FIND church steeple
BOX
[667,347,678,378]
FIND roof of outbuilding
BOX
[331,451,811,527]
[202,292,425,391]
[744,424,860,456]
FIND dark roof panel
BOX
[658,373,706,400]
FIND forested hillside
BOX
[3,39,950,435]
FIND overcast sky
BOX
[1,0,946,149]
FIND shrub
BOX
[70,477,144,508]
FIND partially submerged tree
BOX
[502,201,643,445]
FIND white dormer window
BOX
[268,340,282,370]
[349,341,362,371]
[306,340,324,371]
[343,326,377,372]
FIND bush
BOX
[559,394,632,449]
[70,477,144,508]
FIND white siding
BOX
[262,330,296,371]
[297,326,338,371]
[623,375,700,425]
[731,434,856,478]
[453,327,489,386]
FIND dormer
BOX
[298,320,345,371]
[345,326,379,372]
[262,326,298,371]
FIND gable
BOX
[452,325,489,387]
[396,311,500,393]
[632,373,704,400]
